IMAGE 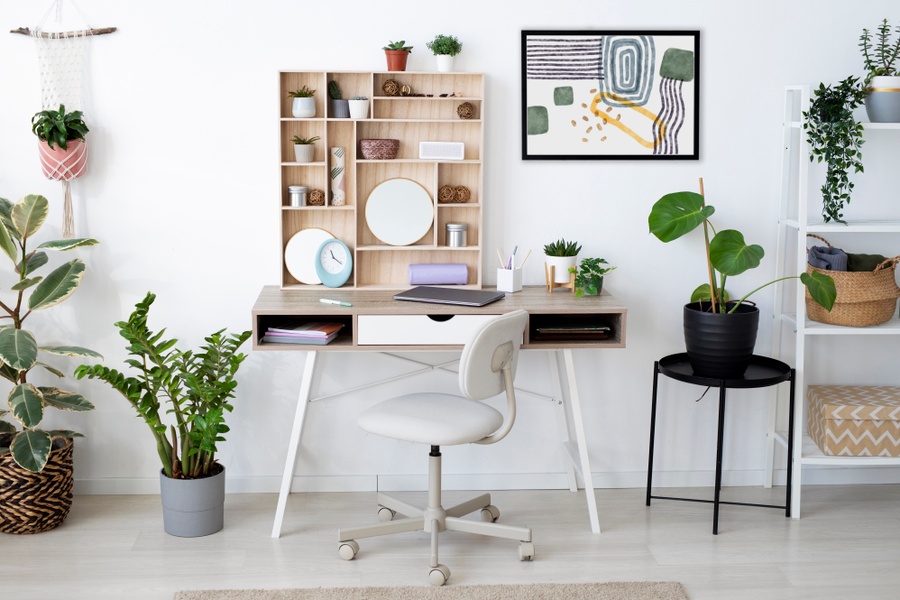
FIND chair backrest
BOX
[458,309,527,401]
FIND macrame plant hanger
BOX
[11,1,116,238]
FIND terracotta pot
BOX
[38,139,87,181]
[385,50,410,72]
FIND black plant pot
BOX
[683,301,759,379]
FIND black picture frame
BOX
[522,30,700,160]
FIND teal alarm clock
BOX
[315,238,353,287]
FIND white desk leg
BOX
[548,351,578,492]
[271,351,318,538]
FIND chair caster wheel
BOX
[429,563,451,586]
[377,506,396,521]
[338,540,359,561]
[480,504,500,522]
[519,542,535,561]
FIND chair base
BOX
[338,448,534,586]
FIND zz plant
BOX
[75,293,251,479]
[0,194,99,473]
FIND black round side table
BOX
[645,353,795,534]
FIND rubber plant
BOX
[0,194,99,473]
[75,293,251,479]
[648,179,836,314]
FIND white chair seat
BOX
[358,393,503,446]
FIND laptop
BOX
[393,286,506,307]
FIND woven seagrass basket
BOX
[806,235,900,327]
[359,139,399,160]
[0,437,74,534]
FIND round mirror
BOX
[365,178,434,246]
[284,227,334,284]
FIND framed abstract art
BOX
[522,30,700,160]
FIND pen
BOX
[508,246,518,269]
[320,298,352,307]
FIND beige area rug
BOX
[174,582,689,600]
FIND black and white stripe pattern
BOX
[526,36,603,80]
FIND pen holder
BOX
[497,268,523,293]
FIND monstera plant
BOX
[0,194,99,473]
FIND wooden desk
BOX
[252,286,627,537]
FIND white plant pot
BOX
[545,256,577,284]
[348,99,369,119]
[865,76,900,123]
[291,97,315,118]
[293,144,315,163]
[436,55,455,73]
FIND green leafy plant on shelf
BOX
[426,34,462,57]
[328,80,343,100]
[569,257,615,297]
[0,194,100,473]
[860,18,900,82]
[802,76,867,224]
[543,238,581,257]
[75,293,251,480]
[291,135,320,145]
[383,40,413,52]
[648,181,836,314]
[31,104,89,150]
[287,85,316,98]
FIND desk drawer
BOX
[357,314,497,345]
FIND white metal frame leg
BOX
[271,351,318,538]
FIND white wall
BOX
[1,0,897,494]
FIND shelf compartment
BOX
[281,121,327,163]
[437,205,480,248]
[373,98,481,121]
[356,162,436,247]
[254,313,353,350]
[357,121,482,161]
[355,248,479,288]
[526,312,624,348]
[281,165,328,207]
[324,72,372,117]
[281,210,355,288]
[279,72,326,119]
[373,72,483,99]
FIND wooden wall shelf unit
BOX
[279,71,485,290]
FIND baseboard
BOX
[73,466,900,495]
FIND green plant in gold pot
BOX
[569,257,615,297]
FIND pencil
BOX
[497,249,506,268]
[519,249,532,269]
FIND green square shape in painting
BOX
[553,86,574,106]
[659,48,695,82]
[527,106,549,135]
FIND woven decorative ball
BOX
[382,79,400,96]
[307,189,325,206]
[438,185,455,203]
[454,186,471,203]
[456,102,476,119]
[360,139,400,160]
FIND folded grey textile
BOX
[808,245,848,271]
[847,252,888,272]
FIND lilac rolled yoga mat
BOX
[408,263,468,285]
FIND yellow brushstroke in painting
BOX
[587,92,666,148]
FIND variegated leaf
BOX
[0,420,16,434]
[0,218,16,264]
[0,197,19,244]
[12,194,49,239]
[28,259,85,311]
[0,328,38,371]
[11,276,42,292]
[10,428,51,473]
[9,383,44,429]
[40,345,103,359]
[36,238,100,252]
[45,429,84,439]
[35,362,66,378]
[39,387,94,412]
[20,251,48,276]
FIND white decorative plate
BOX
[284,228,334,284]
[365,178,434,246]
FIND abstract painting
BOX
[522,30,699,160]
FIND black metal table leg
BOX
[646,361,660,506]
[713,382,727,535]
[785,368,796,518]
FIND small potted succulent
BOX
[31,104,89,180]
[348,95,369,119]
[383,40,412,72]
[860,18,900,122]
[543,238,581,285]
[288,85,316,118]
[328,80,350,118]
[292,135,320,163]
[569,257,616,297]
[426,34,462,72]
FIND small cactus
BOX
[328,80,342,99]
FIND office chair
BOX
[338,309,534,586]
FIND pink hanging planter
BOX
[38,139,87,181]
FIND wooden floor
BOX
[6,484,900,599]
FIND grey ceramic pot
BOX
[159,465,225,537]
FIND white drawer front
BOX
[357,314,497,345]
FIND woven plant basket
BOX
[359,139,399,160]
[0,437,75,534]
[806,235,900,327]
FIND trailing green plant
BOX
[287,86,316,98]
[31,104,89,151]
[802,77,866,224]
[0,194,100,473]
[426,34,462,57]
[328,80,343,99]
[291,135,320,145]
[74,293,251,479]
[568,257,615,297]
[648,181,836,314]
[543,238,581,257]
[860,18,900,82]
[383,40,413,52]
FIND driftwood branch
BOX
[10,26,117,38]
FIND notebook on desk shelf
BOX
[261,331,340,345]
[393,286,506,307]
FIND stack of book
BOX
[261,322,345,345]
